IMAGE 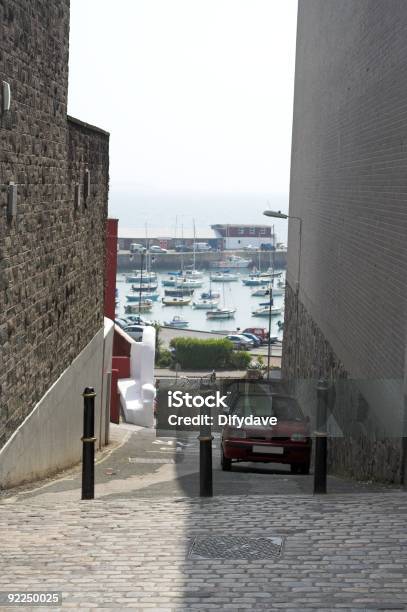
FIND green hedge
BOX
[170,337,251,370]
[228,350,251,369]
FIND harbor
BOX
[117,248,287,271]
[115,266,285,339]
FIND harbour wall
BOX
[117,249,287,271]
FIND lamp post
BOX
[263,209,303,378]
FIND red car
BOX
[242,327,269,344]
[221,390,311,474]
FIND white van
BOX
[195,242,211,251]
[129,243,146,253]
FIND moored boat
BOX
[210,272,239,282]
[125,300,153,313]
[200,291,220,299]
[242,277,268,286]
[165,287,194,297]
[206,308,236,319]
[269,284,285,296]
[210,255,250,269]
[126,293,159,302]
[162,296,192,306]
[125,271,157,284]
[252,305,283,317]
[164,315,189,328]
[251,286,269,297]
[131,283,158,292]
[162,277,203,288]
[193,299,219,309]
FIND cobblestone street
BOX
[1,493,407,610]
[1,425,407,610]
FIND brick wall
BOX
[283,0,407,481]
[0,0,109,448]
[286,0,407,380]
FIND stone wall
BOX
[0,0,109,448]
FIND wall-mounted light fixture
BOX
[2,81,11,113]
[7,182,17,219]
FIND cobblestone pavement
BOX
[0,425,396,505]
[1,493,407,610]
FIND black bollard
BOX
[314,379,328,494]
[82,387,97,500]
[198,392,213,497]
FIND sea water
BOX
[116,269,285,337]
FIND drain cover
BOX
[188,535,283,560]
[128,457,175,464]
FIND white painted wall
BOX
[225,236,272,250]
[0,318,114,489]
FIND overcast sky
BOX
[68,0,298,199]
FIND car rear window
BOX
[233,394,303,421]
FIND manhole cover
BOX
[188,535,283,560]
[128,457,175,464]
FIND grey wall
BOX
[0,319,114,489]
[286,0,407,381]
[283,0,407,482]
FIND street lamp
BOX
[263,209,303,378]
[263,210,302,293]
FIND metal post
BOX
[82,387,96,500]
[314,379,328,494]
[294,217,303,378]
[198,391,213,497]
[266,286,273,379]
[138,251,144,314]
[267,223,275,380]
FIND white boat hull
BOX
[210,274,239,282]
[193,300,219,309]
[252,307,283,317]
[206,309,236,319]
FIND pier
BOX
[117,248,287,271]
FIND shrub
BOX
[170,337,234,369]
[228,351,252,369]
[156,349,173,368]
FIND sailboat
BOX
[210,271,239,282]
[126,293,159,302]
[251,286,270,297]
[125,300,153,313]
[162,276,201,288]
[242,276,267,286]
[206,278,236,319]
[252,305,283,317]
[193,297,219,309]
[206,307,236,319]
[162,295,192,306]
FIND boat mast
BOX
[271,224,275,287]
[145,222,149,273]
[181,222,184,274]
[193,218,196,271]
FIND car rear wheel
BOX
[291,463,310,475]
[299,462,310,475]
[221,448,232,471]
